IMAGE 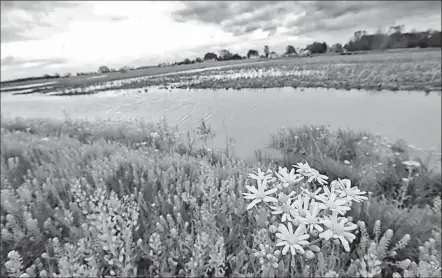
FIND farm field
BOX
[1,48,441,278]
[1,48,441,96]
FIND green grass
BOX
[0,117,440,277]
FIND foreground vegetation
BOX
[1,117,440,278]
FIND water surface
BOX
[1,87,440,165]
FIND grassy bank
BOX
[1,117,440,278]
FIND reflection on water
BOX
[1,87,441,164]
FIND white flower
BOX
[305,169,328,185]
[314,191,351,215]
[319,214,357,252]
[243,179,278,210]
[301,187,322,199]
[304,204,324,233]
[335,179,368,203]
[294,162,313,176]
[275,166,303,187]
[270,198,297,222]
[275,223,310,255]
[249,168,272,182]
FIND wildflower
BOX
[344,160,351,165]
[243,180,278,210]
[304,204,324,233]
[294,162,313,176]
[305,169,329,185]
[275,223,310,255]
[270,198,297,222]
[277,191,295,204]
[335,179,368,203]
[249,168,272,182]
[275,166,303,187]
[315,189,351,215]
[301,187,322,199]
[319,214,357,252]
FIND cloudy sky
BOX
[1,1,441,81]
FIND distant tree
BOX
[98,66,110,73]
[285,45,297,55]
[264,45,270,58]
[183,58,191,64]
[43,74,51,78]
[330,43,343,53]
[306,42,328,54]
[195,57,203,63]
[231,53,242,60]
[219,49,233,60]
[54,73,61,78]
[203,52,218,61]
[247,49,259,58]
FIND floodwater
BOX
[1,87,441,166]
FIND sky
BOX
[1,1,441,81]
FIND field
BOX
[1,48,441,278]
[1,49,441,96]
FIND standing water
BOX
[1,87,441,166]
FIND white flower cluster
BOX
[243,162,368,261]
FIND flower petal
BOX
[246,185,258,193]
[247,199,261,210]
[319,229,333,240]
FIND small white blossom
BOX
[275,223,310,255]
[294,162,313,176]
[243,179,278,210]
[315,191,351,215]
[249,168,272,182]
[319,213,357,252]
[275,166,303,187]
[335,179,368,203]
[305,169,329,185]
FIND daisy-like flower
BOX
[319,213,357,252]
[249,168,272,182]
[304,204,324,233]
[294,162,313,176]
[314,191,351,215]
[243,179,278,210]
[275,166,304,187]
[335,179,368,203]
[301,187,322,200]
[305,169,329,185]
[275,223,310,255]
[270,198,297,222]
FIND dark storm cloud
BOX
[171,1,441,38]
[0,1,77,43]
